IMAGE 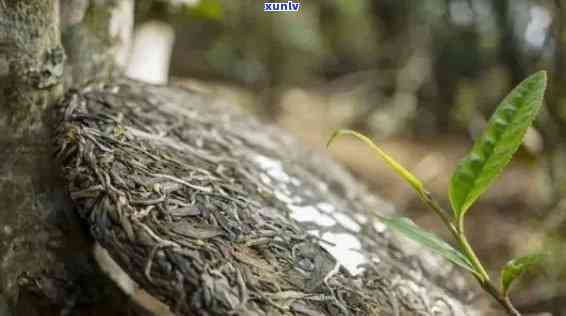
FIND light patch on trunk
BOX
[108,0,134,68]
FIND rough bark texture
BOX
[53,78,492,316]
[0,1,137,315]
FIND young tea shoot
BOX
[327,71,548,316]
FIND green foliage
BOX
[379,217,476,273]
[449,71,547,220]
[328,71,548,315]
[501,254,544,296]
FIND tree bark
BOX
[0,1,137,315]
[61,0,133,87]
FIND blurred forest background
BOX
[133,0,566,314]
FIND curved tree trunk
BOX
[0,1,139,315]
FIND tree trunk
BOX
[61,0,133,87]
[0,1,138,315]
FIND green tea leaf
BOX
[500,254,544,296]
[379,216,478,274]
[327,130,425,197]
[449,71,547,218]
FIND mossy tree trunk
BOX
[0,1,137,315]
